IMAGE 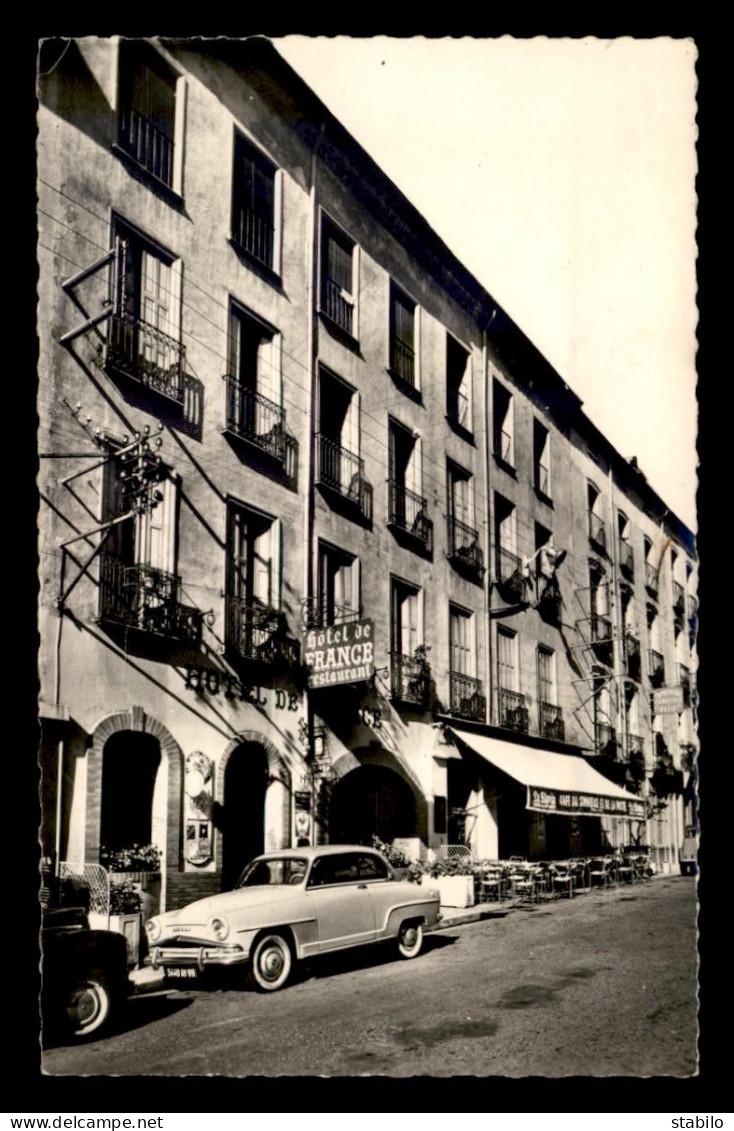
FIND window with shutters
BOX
[537,646,564,740]
[314,542,360,629]
[533,420,552,501]
[390,579,428,705]
[448,605,484,721]
[231,132,281,273]
[387,420,431,550]
[320,214,358,338]
[493,380,515,468]
[116,40,184,193]
[447,462,483,580]
[389,282,419,391]
[106,219,185,405]
[446,334,472,436]
[226,502,291,666]
[224,302,292,469]
[315,366,372,521]
[497,627,527,733]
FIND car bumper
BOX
[149,944,249,971]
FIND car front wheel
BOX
[397,921,423,959]
[65,970,114,1038]
[248,932,293,992]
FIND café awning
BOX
[449,728,647,820]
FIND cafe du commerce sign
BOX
[303,618,375,689]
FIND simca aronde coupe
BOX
[146,845,441,991]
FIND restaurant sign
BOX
[303,618,375,688]
[652,686,685,714]
[528,786,646,821]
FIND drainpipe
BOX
[608,465,626,846]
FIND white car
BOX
[146,845,441,991]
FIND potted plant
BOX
[420,856,476,908]
[370,836,412,880]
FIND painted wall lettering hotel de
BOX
[37,37,698,916]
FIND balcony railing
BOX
[322,279,354,335]
[673,581,685,614]
[496,429,514,465]
[232,206,274,269]
[303,599,360,631]
[677,664,691,706]
[225,598,299,667]
[224,377,291,465]
[390,337,415,386]
[390,652,430,707]
[498,688,529,734]
[315,434,373,521]
[448,673,486,722]
[447,516,484,579]
[644,561,659,595]
[588,511,607,551]
[99,556,201,646]
[590,613,613,664]
[496,546,524,602]
[387,482,432,550]
[107,311,185,403]
[648,649,665,687]
[624,632,641,680]
[119,107,174,187]
[618,539,634,577]
[596,722,617,754]
[540,701,565,742]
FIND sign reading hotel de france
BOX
[303,618,375,689]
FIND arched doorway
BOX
[329,764,418,844]
[100,731,161,851]
[220,742,270,890]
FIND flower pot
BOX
[421,873,475,908]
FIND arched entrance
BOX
[329,764,418,844]
[100,731,161,851]
[220,742,270,890]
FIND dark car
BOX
[41,907,130,1041]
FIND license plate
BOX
[165,967,198,979]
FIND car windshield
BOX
[237,857,308,888]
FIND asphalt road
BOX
[42,875,698,1078]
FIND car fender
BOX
[380,896,440,936]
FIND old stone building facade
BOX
[37,36,697,915]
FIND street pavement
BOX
[42,874,698,1078]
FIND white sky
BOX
[273,35,699,532]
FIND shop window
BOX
[231,132,280,272]
[107,219,184,404]
[389,282,419,390]
[446,334,472,435]
[493,379,514,467]
[320,214,358,338]
[116,40,183,193]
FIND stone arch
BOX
[85,707,183,872]
[214,732,292,877]
[329,746,429,844]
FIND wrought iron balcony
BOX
[302,598,360,631]
[498,688,529,734]
[322,279,354,335]
[540,701,565,742]
[447,516,484,580]
[118,107,174,187]
[232,205,274,269]
[387,482,433,551]
[225,598,300,668]
[107,311,185,403]
[644,561,659,596]
[677,664,691,706]
[99,556,201,646]
[224,377,295,470]
[624,632,641,680]
[596,721,617,754]
[673,581,685,614]
[390,338,415,386]
[496,546,524,602]
[590,613,613,664]
[315,434,373,521]
[448,673,486,722]
[648,649,665,687]
[588,511,607,551]
[618,539,634,577]
[390,651,430,707]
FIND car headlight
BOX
[208,915,230,941]
[146,917,162,943]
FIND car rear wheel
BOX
[397,921,423,959]
[65,970,113,1038]
[247,932,293,992]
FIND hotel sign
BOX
[303,618,375,688]
[528,786,646,821]
[652,687,685,714]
